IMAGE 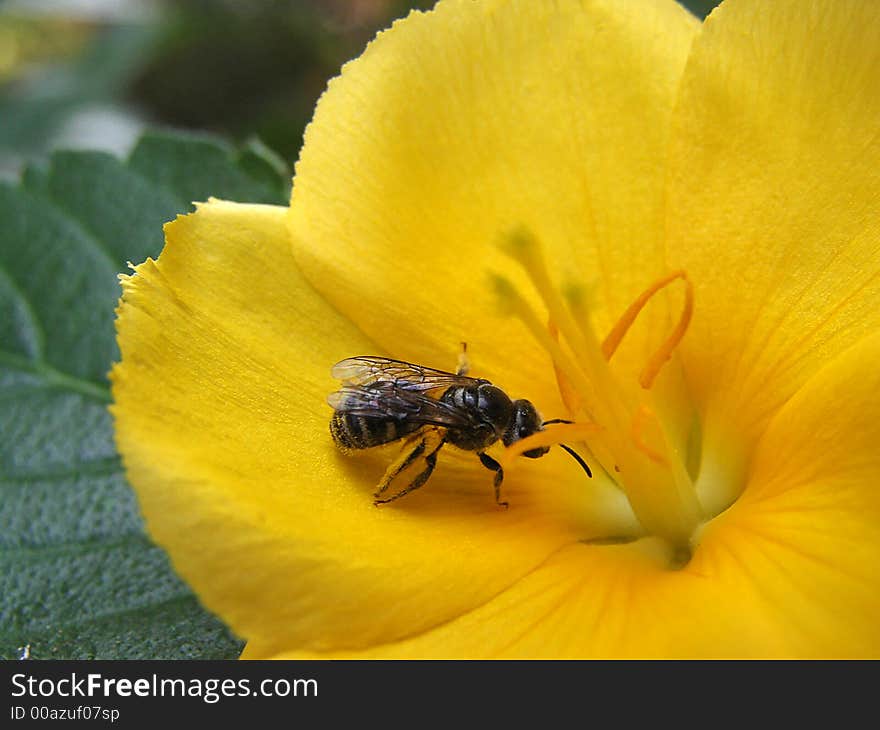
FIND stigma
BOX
[494,228,704,550]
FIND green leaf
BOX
[128,129,290,207]
[0,131,290,659]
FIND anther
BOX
[498,228,599,371]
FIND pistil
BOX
[494,229,705,550]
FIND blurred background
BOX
[0,0,721,180]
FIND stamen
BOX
[492,234,702,547]
[630,405,667,465]
[562,282,600,347]
[491,275,598,412]
[600,270,694,388]
[500,422,601,467]
[497,229,633,437]
[548,320,583,415]
[639,277,693,390]
[499,228,602,373]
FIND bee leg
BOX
[374,450,439,505]
[374,437,445,505]
[374,435,428,497]
[477,452,509,509]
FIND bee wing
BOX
[331,356,483,393]
[327,383,476,430]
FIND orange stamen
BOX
[630,405,667,465]
[600,270,693,390]
[638,276,693,390]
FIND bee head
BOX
[502,399,549,458]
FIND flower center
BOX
[494,228,703,552]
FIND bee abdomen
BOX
[330,411,418,451]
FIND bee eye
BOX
[502,399,543,447]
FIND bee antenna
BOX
[559,444,592,478]
[542,418,574,426]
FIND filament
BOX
[630,405,667,465]
[501,422,601,466]
[600,270,694,389]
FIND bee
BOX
[328,350,591,507]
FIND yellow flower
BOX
[111,0,880,658]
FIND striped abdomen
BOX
[330,411,421,452]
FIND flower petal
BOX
[248,329,880,658]
[289,0,699,403]
[666,0,880,506]
[246,333,880,659]
[111,200,632,657]
[239,536,790,659]
[702,330,880,656]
